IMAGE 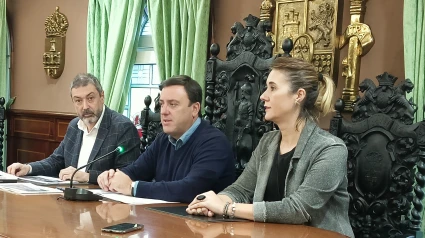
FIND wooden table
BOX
[0,190,347,237]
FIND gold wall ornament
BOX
[260,0,276,48]
[260,0,274,22]
[269,0,343,81]
[339,0,374,111]
[43,7,69,79]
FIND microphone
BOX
[63,144,134,201]
[70,146,123,188]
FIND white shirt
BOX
[27,105,106,174]
[77,105,106,170]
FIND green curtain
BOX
[404,0,425,122]
[0,0,6,98]
[87,0,146,112]
[148,0,210,92]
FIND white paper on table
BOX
[18,175,88,186]
[89,189,177,205]
[0,182,63,195]
[0,171,19,182]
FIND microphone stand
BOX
[69,147,120,188]
[64,147,120,201]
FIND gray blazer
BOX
[29,106,141,183]
[220,119,354,238]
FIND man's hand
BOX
[109,170,132,196]
[98,169,116,191]
[59,166,89,182]
[7,163,30,176]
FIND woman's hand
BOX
[186,191,226,217]
[185,220,225,238]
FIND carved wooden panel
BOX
[14,118,51,138]
[272,0,343,80]
[203,15,293,175]
[56,120,71,141]
[7,110,75,165]
[329,73,425,237]
[17,149,46,164]
[205,54,276,172]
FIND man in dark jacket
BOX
[7,73,140,183]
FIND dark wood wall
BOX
[7,110,75,165]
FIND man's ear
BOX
[192,102,201,118]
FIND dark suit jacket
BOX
[29,106,141,183]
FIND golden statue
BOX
[339,0,374,111]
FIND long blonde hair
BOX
[270,57,335,123]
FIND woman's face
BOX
[260,70,300,123]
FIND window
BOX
[122,9,160,121]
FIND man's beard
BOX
[80,108,101,126]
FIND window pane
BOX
[131,64,152,85]
[142,21,151,36]
[129,88,161,118]
[140,65,152,84]
[152,65,161,85]
[127,17,158,122]
[131,65,141,84]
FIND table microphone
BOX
[63,145,129,201]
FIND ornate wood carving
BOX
[226,14,275,61]
[140,94,162,153]
[0,97,5,171]
[204,15,292,174]
[352,72,416,125]
[330,74,424,238]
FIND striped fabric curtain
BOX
[404,0,425,122]
[147,0,210,91]
[87,0,146,112]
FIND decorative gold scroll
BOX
[43,7,69,79]
[267,0,342,81]
[339,0,374,111]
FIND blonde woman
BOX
[187,57,354,238]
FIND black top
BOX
[263,146,295,201]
